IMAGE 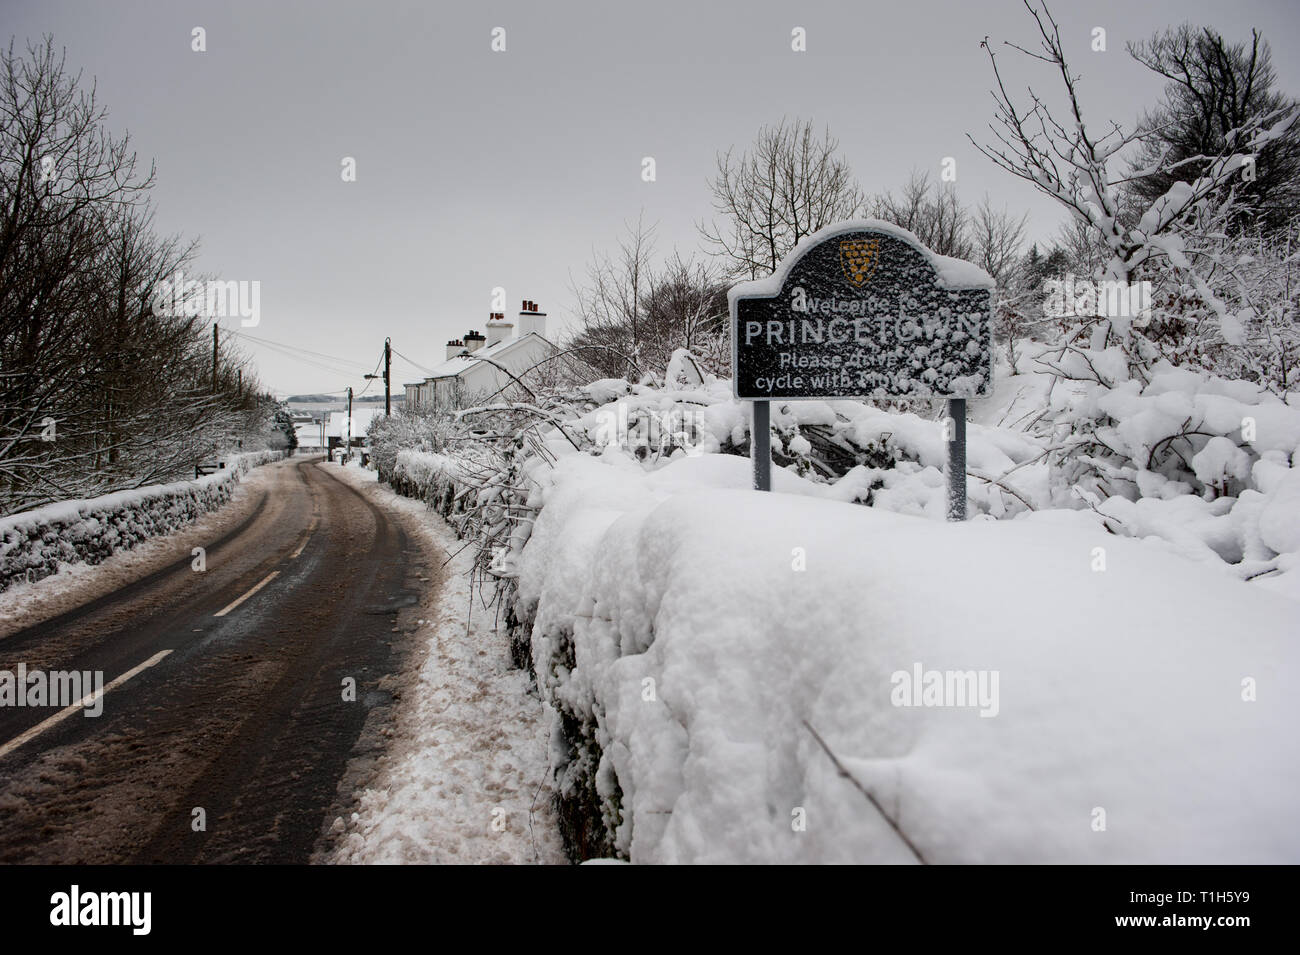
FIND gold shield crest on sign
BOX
[840,238,880,287]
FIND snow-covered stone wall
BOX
[0,450,286,592]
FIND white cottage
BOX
[404,300,561,412]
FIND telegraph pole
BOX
[384,337,392,416]
[346,386,353,462]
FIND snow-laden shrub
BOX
[0,450,285,592]
[512,450,1300,863]
[371,347,1300,859]
[1015,341,1300,578]
[366,408,459,484]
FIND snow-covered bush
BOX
[510,442,1299,863]
[0,450,285,592]
[372,344,1300,859]
[367,408,460,484]
[1004,340,1300,579]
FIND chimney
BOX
[517,299,547,339]
[446,338,465,360]
[464,329,486,352]
[485,311,513,347]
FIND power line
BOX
[231,332,401,406]
[284,346,386,403]
[227,329,374,369]
[354,353,384,398]
[227,329,375,375]
[227,332,366,381]
[391,345,436,376]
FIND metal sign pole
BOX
[946,397,967,521]
[752,400,772,491]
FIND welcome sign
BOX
[730,221,994,400]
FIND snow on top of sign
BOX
[728,218,995,307]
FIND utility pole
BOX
[346,386,353,463]
[212,324,219,392]
[367,338,393,416]
[384,337,392,416]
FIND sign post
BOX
[946,397,967,521]
[752,400,771,491]
[728,220,994,518]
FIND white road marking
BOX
[291,518,318,559]
[0,650,173,760]
[213,570,280,617]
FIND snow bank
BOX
[324,463,567,865]
[515,450,1299,863]
[0,450,287,591]
[368,352,1300,863]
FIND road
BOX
[0,457,427,864]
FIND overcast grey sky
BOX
[6,0,1300,394]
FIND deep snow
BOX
[515,449,1299,863]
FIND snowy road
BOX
[0,457,430,863]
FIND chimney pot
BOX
[517,301,547,339]
[485,311,514,347]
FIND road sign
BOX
[729,220,994,517]
[730,221,993,401]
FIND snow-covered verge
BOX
[513,450,1299,863]
[323,461,566,864]
[0,450,287,592]
[370,350,1300,862]
[552,354,1300,597]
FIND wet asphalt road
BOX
[0,457,423,863]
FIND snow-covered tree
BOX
[969,0,1300,509]
[0,37,265,514]
[1127,25,1300,237]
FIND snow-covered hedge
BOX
[391,449,474,514]
[0,450,286,592]
[514,449,1299,863]
[372,349,1300,860]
